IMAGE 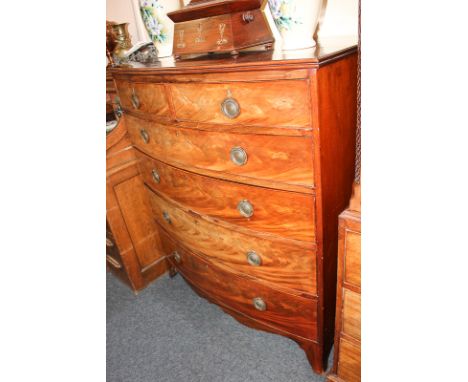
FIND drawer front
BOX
[342,289,361,341]
[149,189,317,295]
[161,231,318,341]
[127,115,315,189]
[137,151,316,242]
[337,337,361,382]
[170,80,311,128]
[344,229,361,287]
[115,81,171,118]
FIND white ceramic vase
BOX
[139,0,180,57]
[268,0,322,51]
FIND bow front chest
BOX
[111,41,357,374]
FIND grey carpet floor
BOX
[107,271,331,382]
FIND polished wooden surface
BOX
[327,183,361,382]
[136,150,316,242]
[115,81,171,120]
[110,37,357,74]
[161,230,318,340]
[106,119,168,292]
[126,115,315,191]
[111,39,358,374]
[148,188,317,295]
[168,1,273,56]
[170,80,310,127]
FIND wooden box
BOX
[167,0,274,57]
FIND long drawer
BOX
[148,189,317,295]
[169,80,311,128]
[126,114,315,191]
[137,151,316,242]
[160,230,318,341]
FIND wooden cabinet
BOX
[327,184,361,382]
[110,40,357,373]
[106,119,168,292]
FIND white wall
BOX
[106,0,147,44]
[318,0,358,40]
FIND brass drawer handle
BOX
[140,128,149,144]
[172,250,181,264]
[162,211,171,224]
[237,200,254,218]
[230,147,247,166]
[106,238,114,247]
[151,169,160,183]
[221,97,240,119]
[131,88,140,109]
[253,297,266,311]
[246,251,261,266]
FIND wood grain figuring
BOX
[115,80,171,119]
[181,274,324,374]
[170,6,273,57]
[160,231,318,341]
[113,175,164,269]
[168,0,264,23]
[106,117,168,292]
[336,338,360,382]
[136,150,316,242]
[170,80,310,127]
[110,40,358,375]
[148,189,317,295]
[344,230,361,288]
[342,289,360,341]
[311,53,358,366]
[110,38,358,77]
[327,183,361,382]
[126,115,315,190]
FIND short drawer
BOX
[344,229,361,287]
[149,189,317,295]
[127,115,315,190]
[137,151,316,242]
[342,289,361,341]
[161,231,318,341]
[337,337,361,382]
[115,80,171,118]
[170,80,311,128]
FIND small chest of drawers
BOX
[111,41,357,374]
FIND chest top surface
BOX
[110,37,357,76]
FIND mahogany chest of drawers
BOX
[111,41,357,374]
